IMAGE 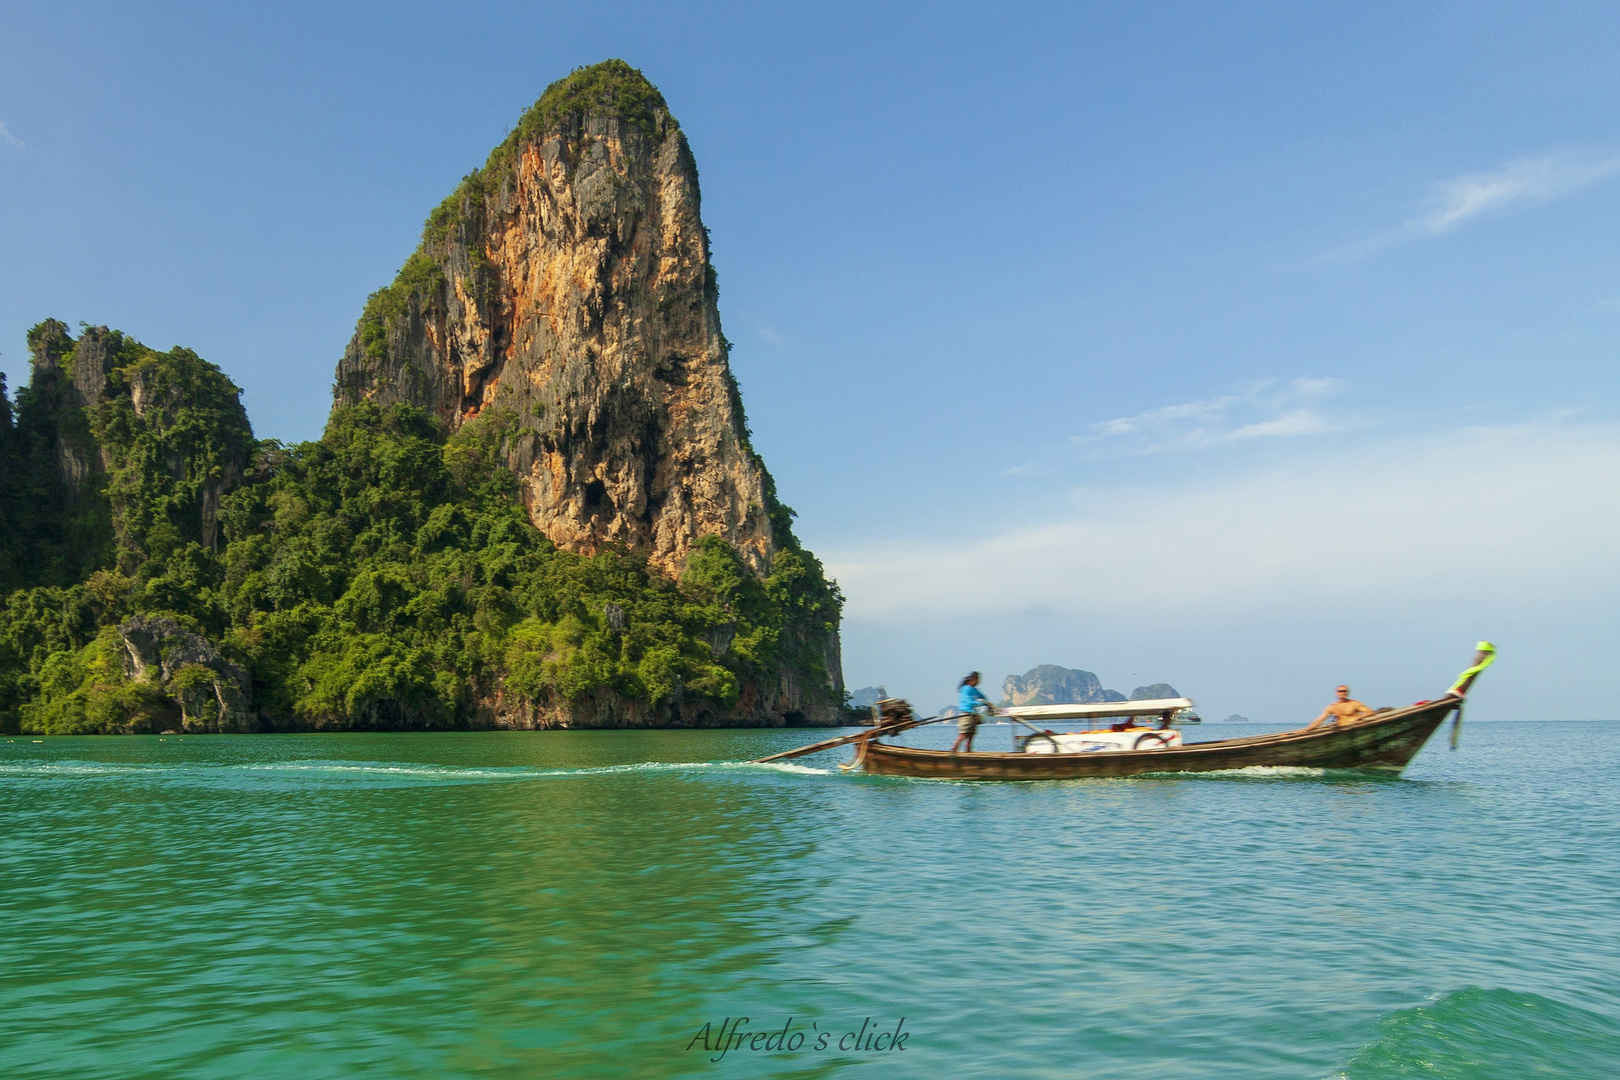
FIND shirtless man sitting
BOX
[1305,685,1375,730]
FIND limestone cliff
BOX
[327,61,843,727]
[334,60,775,578]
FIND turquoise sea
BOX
[3,720,1618,1079]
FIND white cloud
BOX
[1076,377,1347,454]
[0,120,23,150]
[829,418,1620,624]
[1423,153,1620,232]
[1226,408,1332,440]
[1328,150,1620,261]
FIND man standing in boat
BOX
[950,672,998,753]
[1305,685,1375,730]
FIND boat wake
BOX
[245,758,833,781]
[0,761,160,778]
[1196,765,1329,778]
[0,757,831,787]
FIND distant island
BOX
[0,61,844,735]
[1001,665,1181,707]
[1003,665,1122,707]
[848,686,888,709]
[934,665,1182,715]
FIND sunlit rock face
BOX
[333,61,775,579]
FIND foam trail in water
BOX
[503,760,832,779]
[244,762,537,780]
[1,758,832,784]
[1203,765,1328,778]
[745,761,830,776]
[0,761,162,778]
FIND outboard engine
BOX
[871,698,914,733]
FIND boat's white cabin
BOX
[1002,698,1194,753]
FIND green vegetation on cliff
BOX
[0,322,841,734]
[501,58,669,154]
[0,322,112,590]
[219,402,838,730]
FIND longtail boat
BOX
[851,697,1459,780]
[754,644,1497,781]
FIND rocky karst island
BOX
[999,665,1180,709]
[0,60,845,734]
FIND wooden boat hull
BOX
[858,698,1457,780]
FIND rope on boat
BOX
[839,734,874,771]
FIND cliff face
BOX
[323,61,843,728]
[334,61,775,579]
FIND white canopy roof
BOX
[1002,698,1194,722]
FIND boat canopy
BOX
[1002,698,1194,722]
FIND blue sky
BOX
[4,2,1618,720]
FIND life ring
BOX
[1023,733,1058,754]
[1133,731,1174,750]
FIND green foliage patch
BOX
[216,401,837,730]
[1,323,842,734]
[93,344,255,577]
[0,326,115,590]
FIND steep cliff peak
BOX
[432,60,678,239]
[333,60,781,578]
[500,59,672,150]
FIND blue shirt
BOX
[958,683,992,715]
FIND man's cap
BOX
[1476,641,1496,653]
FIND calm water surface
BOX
[3,720,1618,1078]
